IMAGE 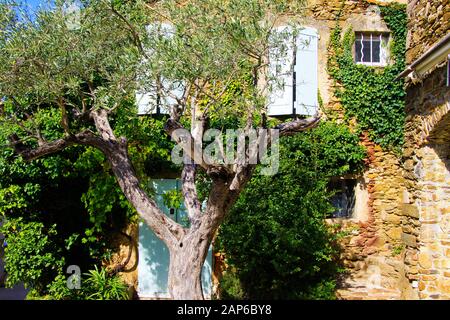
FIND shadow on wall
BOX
[428,111,450,173]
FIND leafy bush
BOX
[0,102,171,296]
[46,266,129,300]
[83,266,130,300]
[218,269,245,300]
[0,218,65,291]
[218,122,366,299]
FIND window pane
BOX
[355,39,362,62]
[362,40,371,62]
[328,179,357,218]
[372,38,381,63]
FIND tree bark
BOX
[168,176,241,300]
[167,233,211,300]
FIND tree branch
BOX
[10,130,102,161]
[164,118,208,171]
[90,110,185,246]
[109,3,149,60]
[275,114,321,136]
[10,109,185,248]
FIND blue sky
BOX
[22,0,44,9]
[20,0,53,13]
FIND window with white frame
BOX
[267,26,319,117]
[355,32,390,66]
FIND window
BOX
[327,178,357,219]
[268,26,319,117]
[355,32,389,66]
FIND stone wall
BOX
[329,0,450,300]
[403,65,450,300]
[406,0,450,64]
[305,0,395,115]
[333,134,415,300]
[400,0,450,300]
[306,0,415,300]
[104,223,139,299]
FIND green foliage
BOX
[391,244,404,257]
[218,269,245,300]
[0,54,175,294]
[83,266,130,300]
[0,118,170,296]
[218,122,365,299]
[327,3,407,150]
[46,266,129,300]
[162,189,183,211]
[0,218,65,291]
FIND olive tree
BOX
[0,0,319,299]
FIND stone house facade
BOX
[400,0,450,300]
[329,0,449,300]
[111,0,450,300]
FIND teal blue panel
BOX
[138,179,213,298]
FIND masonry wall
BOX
[326,0,450,300]
[405,0,449,64]
[403,64,450,299]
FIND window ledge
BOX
[356,62,388,67]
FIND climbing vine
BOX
[327,2,407,150]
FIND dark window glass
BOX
[362,39,371,62]
[372,38,381,63]
[355,32,389,64]
[327,179,357,218]
[355,39,362,62]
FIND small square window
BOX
[355,32,389,66]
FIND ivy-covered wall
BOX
[306,0,416,300]
[327,2,407,149]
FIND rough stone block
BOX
[418,252,432,269]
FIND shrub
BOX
[46,266,129,300]
[218,122,365,299]
[0,218,65,292]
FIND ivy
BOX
[327,2,407,150]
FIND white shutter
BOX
[267,26,295,116]
[294,27,319,116]
[137,23,183,115]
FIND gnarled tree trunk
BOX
[167,235,210,300]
